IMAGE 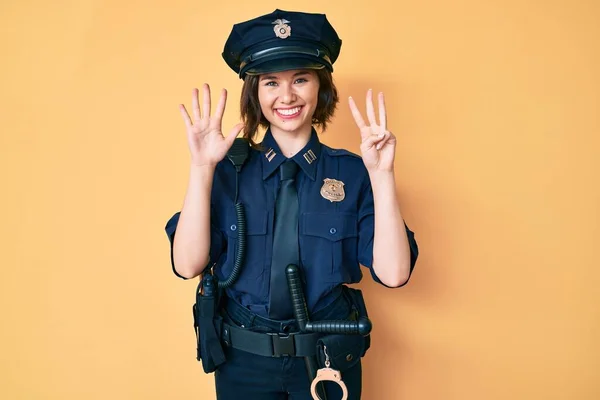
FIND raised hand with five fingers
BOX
[348,89,397,173]
[179,84,244,167]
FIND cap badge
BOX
[320,178,345,202]
[272,19,291,39]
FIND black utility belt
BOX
[219,317,369,375]
[193,271,372,374]
[221,321,322,357]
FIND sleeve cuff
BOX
[165,212,189,280]
[363,222,419,288]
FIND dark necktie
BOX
[268,159,300,319]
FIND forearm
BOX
[172,164,215,279]
[369,170,411,287]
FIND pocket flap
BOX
[301,213,357,242]
[224,207,267,238]
[316,334,364,372]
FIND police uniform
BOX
[165,9,419,400]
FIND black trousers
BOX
[214,293,362,399]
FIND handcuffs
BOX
[310,346,348,400]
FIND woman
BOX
[165,9,419,400]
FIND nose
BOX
[279,82,296,104]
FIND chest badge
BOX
[320,178,345,202]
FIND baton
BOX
[286,264,328,400]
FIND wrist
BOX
[190,163,216,173]
[367,168,395,180]
[368,169,397,191]
[189,164,216,186]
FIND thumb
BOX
[225,122,245,147]
[361,134,383,151]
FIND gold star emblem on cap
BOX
[272,19,291,39]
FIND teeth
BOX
[277,107,301,116]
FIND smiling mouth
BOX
[275,106,303,118]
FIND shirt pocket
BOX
[301,212,359,282]
[221,208,268,280]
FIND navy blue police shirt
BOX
[165,128,419,317]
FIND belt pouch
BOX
[193,280,226,373]
[342,286,371,355]
[316,334,364,372]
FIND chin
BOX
[265,112,305,131]
[275,120,310,134]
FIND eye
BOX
[264,81,277,86]
[294,78,308,84]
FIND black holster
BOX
[192,275,226,373]
[315,286,371,372]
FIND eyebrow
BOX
[260,71,311,81]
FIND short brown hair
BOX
[239,69,339,147]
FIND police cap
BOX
[222,9,342,79]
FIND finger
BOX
[368,129,387,142]
[179,104,192,128]
[361,134,381,150]
[225,122,245,146]
[376,132,391,150]
[348,96,368,134]
[378,92,387,131]
[202,84,211,120]
[366,89,377,127]
[369,133,386,146]
[213,88,227,122]
[192,88,201,121]
[386,131,396,144]
[376,131,396,150]
[376,140,390,150]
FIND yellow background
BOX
[1,0,598,399]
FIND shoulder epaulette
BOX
[322,145,362,159]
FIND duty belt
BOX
[220,321,322,357]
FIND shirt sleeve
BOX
[164,209,226,280]
[357,178,419,287]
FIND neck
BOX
[270,124,313,158]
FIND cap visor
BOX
[244,57,326,76]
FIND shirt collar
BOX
[260,127,322,181]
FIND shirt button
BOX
[329,228,337,234]
[230,224,237,231]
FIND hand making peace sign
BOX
[349,89,397,172]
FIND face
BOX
[257,69,320,136]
